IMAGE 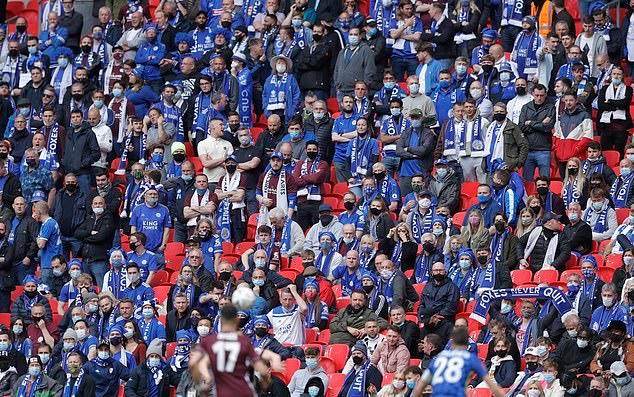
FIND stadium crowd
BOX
[1,0,634,394]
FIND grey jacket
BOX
[396,126,437,175]
[333,43,377,95]
[330,306,388,346]
[608,377,634,397]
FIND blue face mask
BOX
[406,379,417,389]
[582,268,595,279]
[142,308,154,318]
[477,194,490,204]
[58,58,69,68]
[152,153,164,163]
[368,27,378,36]
[363,187,374,197]
[19,107,30,116]
[289,130,301,139]
[253,278,264,286]
[308,386,320,397]
[196,188,207,196]
[567,283,580,295]
[320,241,331,250]
[384,81,395,90]
[340,20,350,29]
[148,357,161,368]
[93,99,104,109]
[439,80,450,88]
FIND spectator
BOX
[333,27,377,96]
[288,346,329,397]
[583,188,618,242]
[519,84,555,181]
[418,261,460,345]
[485,337,517,388]
[597,66,633,154]
[562,203,593,256]
[389,306,419,357]
[518,212,571,272]
[330,290,388,346]
[339,341,383,396]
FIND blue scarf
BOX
[359,249,374,269]
[490,230,508,267]
[610,174,634,208]
[166,161,183,179]
[390,241,403,266]
[266,73,289,111]
[105,268,127,299]
[62,369,83,397]
[300,157,321,199]
[147,363,163,397]
[562,180,581,207]
[511,30,540,76]
[460,116,485,153]
[216,198,232,241]
[351,137,375,172]
[271,220,293,255]
[169,343,190,370]
[486,122,503,171]
[236,68,253,127]
[411,209,433,243]
[242,0,262,26]
[344,362,370,397]
[118,131,146,173]
[471,286,573,324]
[139,317,158,343]
[354,97,370,116]
[502,0,524,26]
[414,254,432,283]
[582,158,605,176]
[193,92,211,140]
[379,273,396,304]
[584,206,608,233]
[442,117,463,155]
[173,284,194,306]
[16,374,41,397]
[316,248,336,276]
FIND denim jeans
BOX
[500,26,522,52]
[391,57,418,81]
[61,236,83,258]
[14,261,35,285]
[523,151,551,181]
[76,173,93,196]
[85,260,109,289]
[40,268,53,287]
[383,156,400,179]
[334,161,351,183]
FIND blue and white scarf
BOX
[562,180,582,207]
[16,373,41,397]
[471,286,573,324]
[193,92,211,140]
[266,73,289,112]
[490,229,508,267]
[117,131,146,174]
[584,206,609,233]
[242,0,262,26]
[390,241,403,266]
[316,247,336,276]
[236,68,253,127]
[442,117,463,156]
[45,123,60,170]
[350,135,373,181]
[62,369,83,397]
[411,209,433,243]
[610,174,634,208]
[217,171,241,241]
[379,273,396,305]
[345,362,370,397]
[139,317,158,343]
[414,254,432,283]
[271,220,293,255]
[511,30,540,76]
[582,158,605,177]
[299,157,321,200]
[105,268,127,299]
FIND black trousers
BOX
[295,200,320,231]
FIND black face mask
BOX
[492,113,506,122]
[369,207,381,216]
[495,349,508,357]
[313,34,322,42]
[306,151,318,160]
[477,255,489,265]
[25,290,38,298]
[494,221,506,233]
[529,205,541,214]
[65,183,77,193]
[0,153,7,160]
[32,314,43,322]
[343,201,355,211]
[352,356,364,365]
[110,336,122,346]
[526,362,539,371]
[320,214,333,226]
[197,21,207,29]
[568,167,579,176]
[221,21,231,28]
[254,327,268,337]
[225,164,237,174]
[26,159,37,168]
[482,64,494,74]
[9,49,18,58]
[229,123,240,132]
[537,186,549,196]
[173,153,186,162]
[129,242,138,251]
[81,45,91,53]
[72,93,83,102]
[423,242,435,253]
[238,316,249,328]
[516,87,527,96]
[543,227,555,238]
[16,25,27,34]
[219,271,231,281]
[432,273,445,282]
[373,171,386,181]
[362,285,373,293]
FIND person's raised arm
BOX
[288,284,307,314]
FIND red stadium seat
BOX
[511,269,532,286]
[477,343,488,361]
[149,270,169,287]
[323,196,340,209]
[550,181,563,195]
[616,208,630,224]
[251,127,264,142]
[305,328,318,343]
[317,329,331,344]
[604,150,620,167]
[605,254,623,270]
[324,344,350,371]
[533,269,559,284]
[221,242,234,254]
[0,313,11,327]
[165,242,185,255]
[327,373,346,397]
[597,267,615,283]
[560,269,582,281]
[284,357,301,380]
[278,269,298,282]
[332,182,349,196]
[460,181,480,197]
[382,373,395,386]
[190,157,203,173]
[321,183,333,195]
[452,211,466,228]
[154,286,171,304]
[235,241,255,255]
[331,284,342,298]
[320,356,337,374]
[336,297,350,310]
[412,283,425,295]
[326,98,340,114]
[165,342,176,359]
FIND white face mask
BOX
[197,325,210,336]
[408,83,420,95]
[418,198,431,208]
[602,296,614,307]
[75,328,87,340]
[576,339,588,348]
[392,380,405,390]
[275,63,287,74]
[470,89,483,99]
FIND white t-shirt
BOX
[267,305,305,345]
[197,137,233,183]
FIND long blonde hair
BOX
[515,208,537,237]
[453,0,480,16]
[563,157,585,192]
[460,209,485,243]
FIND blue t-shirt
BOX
[400,129,425,177]
[127,250,160,281]
[129,204,172,251]
[200,236,223,274]
[339,210,365,231]
[424,349,487,397]
[332,113,359,164]
[59,282,79,303]
[38,218,62,269]
[389,17,423,59]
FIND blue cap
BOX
[175,32,193,46]
[31,190,46,203]
[225,154,237,163]
[176,330,192,341]
[580,254,598,268]
[109,324,124,336]
[304,278,319,291]
[270,151,283,160]
[23,275,38,285]
[482,28,498,40]
[253,315,271,328]
[68,258,83,271]
[144,22,157,32]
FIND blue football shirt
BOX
[423,349,487,397]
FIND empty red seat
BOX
[533,269,559,284]
[604,150,620,167]
[324,344,350,371]
[560,269,582,281]
[605,253,623,269]
[511,269,532,286]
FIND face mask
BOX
[308,386,320,397]
[362,284,373,294]
[112,88,123,97]
[515,86,527,96]
[436,168,448,179]
[543,373,555,383]
[527,390,541,397]
[275,64,287,74]
[8,49,18,58]
[128,274,140,284]
[142,308,154,318]
[144,356,161,368]
[477,255,488,265]
[613,77,622,86]
[477,194,490,203]
[0,342,9,352]
[253,278,265,287]
[411,119,422,128]
[592,201,604,212]
[289,130,301,140]
[197,326,210,336]
[526,361,539,371]
[348,35,360,45]
[622,167,632,176]
[423,242,435,253]
[305,358,318,369]
[456,64,467,75]
[254,258,266,268]
[392,380,405,389]
[602,297,614,307]
[98,351,110,360]
[19,107,30,116]
[493,113,506,122]
[28,46,37,55]
[409,83,420,94]
[495,221,506,233]
[124,329,134,338]
[12,324,23,335]
[500,302,512,314]
[390,107,401,117]
[53,268,65,277]
[146,197,158,206]
[384,81,395,90]
[495,349,508,358]
[567,282,580,295]
[92,207,105,216]
[320,214,333,226]
[432,226,444,236]
[370,207,382,216]
[380,269,393,279]
[76,328,88,340]
[38,353,50,364]
[576,339,588,348]
[582,268,595,279]
[152,153,164,163]
[419,198,431,208]
[352,356,364,365]
[568,212,579,222]
[537,186,549,196]
[459,259,471,270]
[72,93,83,102]
[529,205,540,214]
[69,268,82,280]
[313,111,325,120]
[616,376,630,386]
[320,240,331,251]
[28,367,41,377]
[470,89,482,99]
[432,273,445,282]
[439,80,450,88]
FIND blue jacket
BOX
[416,59,443,96]
[135,40,166,81]
[83,358,131,397]
[262,73,301,122]
[53,188,88,232]
[464,200,502,228]
[122,282,155,307]
[38,27,69,63]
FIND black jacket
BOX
[89,184,123,222]
[0,236,13,291]
[61,121,101,175]
[1,172,22,206]
[164,176,195,225]
[379,239,418,273]
[125,362,179,397]
[518,100,556,151]
[74,212,116,262]
[53,188,88,236]
[517,229,571,272]
[296,42,332,92]
[397,320,420,357]
[20,82,47,113]
[312,0,341,25]
[562,220,593,255]
[166,308,192,342]
[365,33,387,78]
[418,276,460,325]
[303,114,334,164]
[59,10,84,50]
[52,370,96,397]
[5,214,39,267]
[419,17,455,60]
